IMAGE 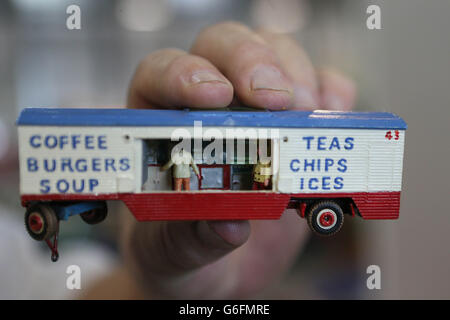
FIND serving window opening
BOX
[142,138,274,192]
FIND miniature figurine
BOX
[160,148,201,191]
[252,146,272,190]
[16,108,407,261]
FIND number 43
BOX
[385,130,400,140]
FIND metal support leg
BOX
[45,221,60,262]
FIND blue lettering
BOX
[61,158,74,172]
[317,137,326,150]
[308,178,319,190]
[300,177,304,190]
[120,158,130,171]
[98,135,107,149]
[344,137,354,150]
[44,159,56,172]
[59,135,68,149]
[44,135,58,149]
[30,135,41,148]
[89,179,99,192]
[337,159,347,173]
[73,180,85,193]
[75,159,87,172]
[334,177,344,189]
[105,158,116,172]
[33,135,112,150]
[290,159,300,172]
[304,159,315,172]
[40,179,50,193]
[322,176,331,190]
[302,136,314,150]
[56,179,70,193]
[329,137,340,150]
[85,135,94,149]
[92,158,101,172]
[27,158,38,172]
[325,158,334,171]
[71,135,81,149]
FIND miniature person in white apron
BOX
[161,149,201,191]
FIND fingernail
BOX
[250,65,291,93]
[293,86,318,109]
[322,94,347,110]
[187,71,228,86]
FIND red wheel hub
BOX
[29,213,44,233]
[319,211,335,227]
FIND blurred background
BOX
[0,0,449,299]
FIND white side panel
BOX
[18,125,405,196]
[18,126,136,195]
[278,128,405,193]
[368,129,405,191]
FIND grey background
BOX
[0,0,448,299]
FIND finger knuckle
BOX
[192,21,263,53]
[145,48,184,66]
[165,54,200,76]
[231,40,277,66]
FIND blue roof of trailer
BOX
[16,108,407,130]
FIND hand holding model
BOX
[113,22,356,299]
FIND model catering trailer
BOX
[17,108,406,261]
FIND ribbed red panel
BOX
[21,191,400,221]
[288,191,401,219]
[121,193,291,221]
[355,191,400,219]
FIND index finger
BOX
[191,22,295,110]
[127,48,234,109]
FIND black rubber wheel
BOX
[25,204,58,241]
[307,201,344,236]
[80,203,108,225]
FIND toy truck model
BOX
[17,108,406,261]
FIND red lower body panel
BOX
[20,191,400,221]
[289,191,401,219]
[121,193,290,221]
